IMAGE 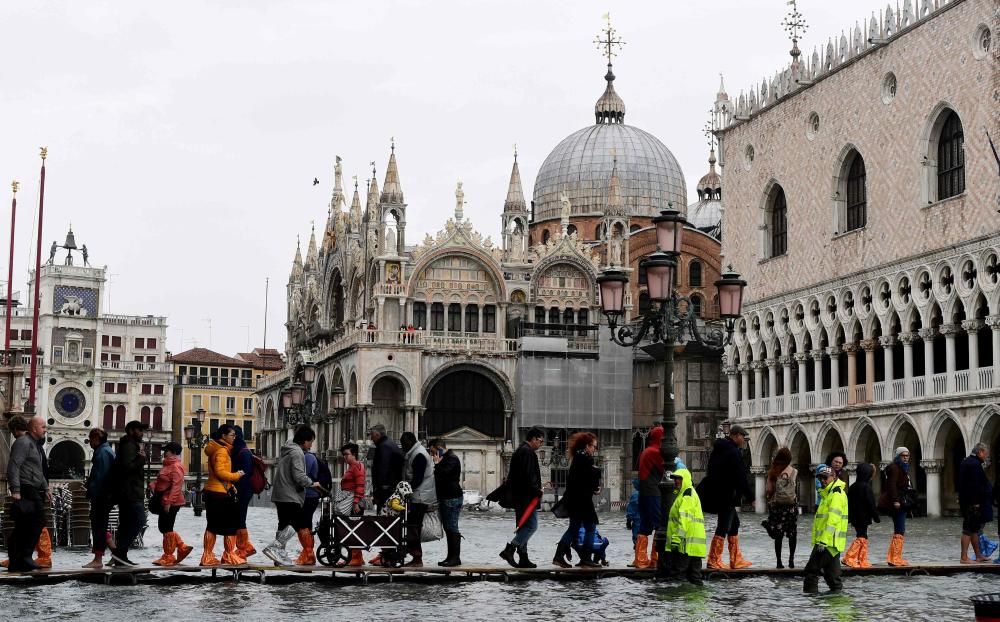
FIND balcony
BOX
[731,367,998,419]
[174,375,254,389]
[313,327,518,360]
[102,314,167,327]
[101,360,172,373]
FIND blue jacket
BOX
[304,451,320,499]
[86,442,115,501]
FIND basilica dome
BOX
[531,66,687,223]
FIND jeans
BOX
[559,518,597,554]
[116,501,146,558]
[407,502,428,556]
[891,510,906,535]
[638,495,662,535]
[89,499,113,554]
[439,497,462,533]
[510,506,537,548]
[715,505,741,537]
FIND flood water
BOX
[1,506,992,621]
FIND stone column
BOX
[739,364,750,403]
[766,358,778,399]
[879,335,897,384]
[921,459,944,517]
[780,355,793,396]
[843,343,858,405]
[795,352,809,399]
[899,331,917,397]
[919,327,937,377]
[752,361,765,402]
[862,338,877,403]
[751,466,767,514]
[726,366,739,419]
[812,350,824,400]
[989,316,1000,382]
[963,319,983,389]
[828,346,841,404]
[940,323,959,392]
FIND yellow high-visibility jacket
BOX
[666,468,707,558]
[812,477,848,555]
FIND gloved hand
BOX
[626,518,633,530]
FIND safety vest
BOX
[812,478,848,555]
[666,468,707,558]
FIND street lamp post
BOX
[184,407,209,517]
[281,361,318,427]
[596,204,746,575]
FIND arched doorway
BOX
[891,419,925,509]
[789,430,813,511]
[371,376,406,440]
[852,423,883,496]
[819,425,845,463]
[48,441,85,480]
[758,431,779,468]
[932,414,965,515]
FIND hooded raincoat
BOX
[666,468,707,558]
[813,476,849,556]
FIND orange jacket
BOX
[204,439,241,494]
[151,454,187,507]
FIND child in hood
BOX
[842,463,880,568]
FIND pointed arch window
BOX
[846,154,867,231]
[770,187,788,258]
[689,261,703,287]
[937,110,965,200]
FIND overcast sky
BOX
[0,0,878,356]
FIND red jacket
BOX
[638,426,665,496]
[151,454,187,507]
[341,461,366,504]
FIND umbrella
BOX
[515,496,540,531]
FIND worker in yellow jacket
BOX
[665,458,706,585]
[804,464,848,593]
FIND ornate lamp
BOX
[597,269,628,322]
[651,204,686,254]
[644,251,676,302]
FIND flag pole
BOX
[27,147,46,413]
[4,181,19,352]
[263,277,269,351]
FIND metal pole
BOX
[27,148,46,413]
[193,420,204,517]
[4,182,18,351]
[655,330,677,572]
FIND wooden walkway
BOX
[1,562,998,585]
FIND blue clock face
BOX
[54,387,86,418]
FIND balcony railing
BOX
[732,367,999,419]
[102,314,167,326]
[314,327,517,357]
[101,360,172,372]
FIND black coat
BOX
[505,442,542,509]
[959,454,992,515]
[561,451,601,524]
[847,463,880,528]
[877,461,911,513]
[115,435,146,504]
[371,436,404,503]
[697,438,752,513]
[433,450,463,500]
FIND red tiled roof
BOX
[168,348,252,367]
[236,347,284,371]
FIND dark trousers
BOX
[89,499,113,554]
[157,506,180,534]
[297,497,319,531]
[852,523,869,539]
[803,545,843,592]
[715,506,741,537]
[638,495,662,535]
[407,502,427,556]
[276,502,301,531]
[665,548,703,585]
[891,510,906,535]
[115,501,146,558]
[9,494,45,571]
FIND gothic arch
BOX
[830,143,867,234]
[972,404,1000,445]
[847,416,884,462]
[365,367,415,405]
[886,413,922,461]
[817,420,846,459]
[406,247,507,302]
[784,423,813,462]
[420,360,514,412]
[927,408,968,460]
[755,426,779,465]
[530,256,597,304]
[918,101,966,205]
[264,398,275,429]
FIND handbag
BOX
[227,485,239,504]
[421,506,444,542]
[148,490,164,515]
[334,489,355,516]
[552,498,569,519]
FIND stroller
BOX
[316,482,411,568]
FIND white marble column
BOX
[795,352,809,399]
[963,319,983,389]
[812,350,824,400]
[843,343,858,405]
[940,323,959,392]
[919,327,937,377]
[862,338,877,403]
[781,356,793,396]
[751,466,767,515]
[899,331,917,397]
[879,335,896,383]
[766,358,778,399]
[726,366,739,419]
[921,459,943,518]
[989,316,1000,381]
[828,346,841,404]
[739,364,751,403]
[753,361,764,402]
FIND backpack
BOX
[773,473,797,506]
[248,452,269,495]
[316,459,333,496]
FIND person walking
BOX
[368,424,403,565]
[5,415,51,572]
[958,442,993,563]
[262,425,321,566]
[231,426,257,560]
[149,442,194,566]
[625,478,641,557]
[109,420,149,566]
[843,462,880,568]
[83,427,115,569]
[1,416,52,570]
[294,445,322,565]
[803,465,848,593]
[698,424,753,569]
[634,425,664,569]
[552,432,601,569]
[877,447,913,566]
[497,428,545,569]
[199,425,246,566]
[429,438,463,567]
[337,442,366,567]
[762,447,798,569]
[399,432,436,568]
[665,458,706,585]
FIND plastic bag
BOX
[421,506,443,542]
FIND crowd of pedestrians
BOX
[6,417,1000,594]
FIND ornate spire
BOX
[381,138,404,204]
[349,177,362,232]
[503,149,526,213]
[593,15,626,124]
[604,156,626,217]
[366,174,380,215]
[291,236,303,280]
[305,222,317,268]
[782,0,808,77]
[697,114,722,199]
[330,156,345,208]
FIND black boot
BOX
[552,543,571,568]
[439,532,462,567]
[577,550,601,568]
[516,545,536,569]
[499,543,518,568]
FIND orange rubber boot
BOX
[295,529,316,566]
[35,529,53,568]
[633,534,651,569]
[174,533,194,564]
[706,536,726,569]
[841,538,862,568]
[887,534,909,566]
[221,535,247,565]
[152,533,177,566]
[857,537,872,568]
[200,532,220,566]
[728,535,752,569]
[348,550,365,567]
[236,528,256,558]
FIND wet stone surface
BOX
[1,507,993,621]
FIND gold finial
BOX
[39,146,48,161]
[11,180,19,194]
[594,14,625,63]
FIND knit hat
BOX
[815,464,833,478]
[674,457,687,471]
[894,446,909,458]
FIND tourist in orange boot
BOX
[150,443,193,566]
[635,426,664,570]
[844,462,879,568]
[877,447,913,566]
[263,425,322,566]
[294,443,323,565]
[200,425,246,566]
[697,425,754,569]
[2,416,53,570]
[231,426,257,560]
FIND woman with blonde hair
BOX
[552,432,601,568]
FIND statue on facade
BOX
[609,232,624,267]
[560,193,572,222]
[48,241,58,265]
[384,227,396,254]
[455,181,465,221]
[81,244,89,266]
